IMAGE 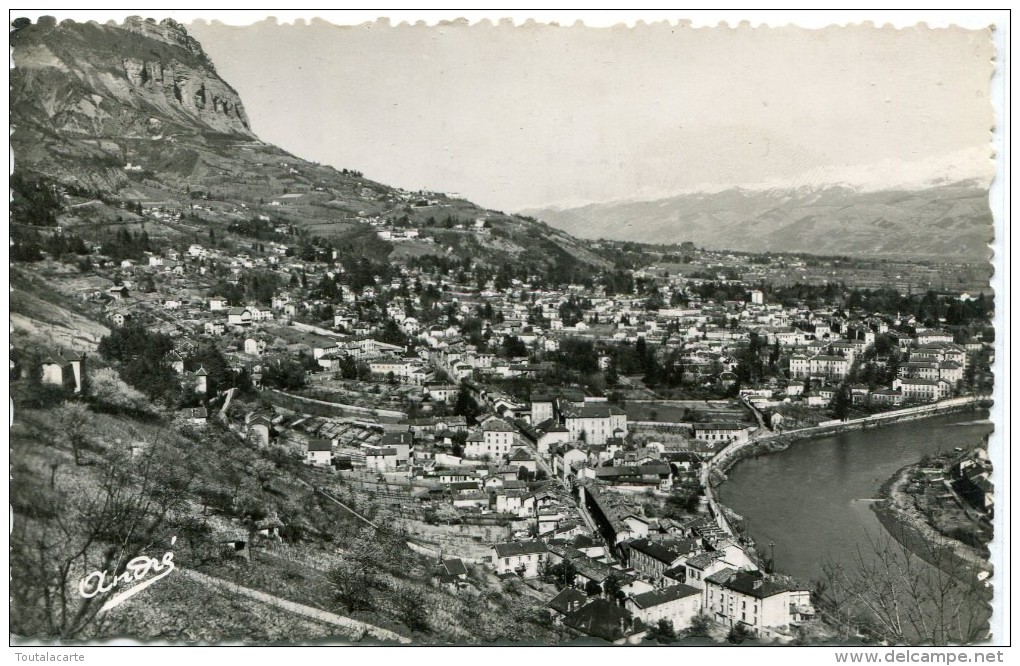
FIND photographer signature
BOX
[78,537,177,612]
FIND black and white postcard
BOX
[8,9,1009,657]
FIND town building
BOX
[625,584,703,631]
[491,541,549,578]
[702,569,813,637]
[306,439,333,466]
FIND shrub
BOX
[89,367,150,412]
[394,584,430,631]
[727,622,751,644]
[645,618,678,643]
[687,612,712,637]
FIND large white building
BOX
[892,378,952,403]
[561,403,627,445]
[464,419,517,459]
[369,358,429,384]
[912,342,968,367]
[916,330,955,345]
[530,395,556,425]
[810,354,850,379]
[691,423,750,444]
[703,569,813,638]
[482,419,517,454]
[789,354,810,379]
[789,353,850,380]
[625,584,703,631]
[491,541,549,578]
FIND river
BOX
[718,410,993,584]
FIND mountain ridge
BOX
[523,182,994,261]
[533,177,992,212]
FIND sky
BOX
[185,16,996,212]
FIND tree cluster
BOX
[100,228,157,263]
[11,172,61,226]
[97,325,182,405]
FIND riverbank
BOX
[713,397,989,479]
[870,461,993,585]
[705,397,990,561]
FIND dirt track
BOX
[178,568,412,644]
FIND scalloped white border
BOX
[0,9,1010,29]
[6,7,1010,657]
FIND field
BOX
[625,400,751,424]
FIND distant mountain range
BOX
[523,183,994,261]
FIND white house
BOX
[491,541,549,578]
[916,330,955,345]
[625,584,702,631]
[463,419,517,459]
[364,446,399,471]
[536,423,570,456]
[508,448,537,474]
[180,406,208,426]
[227,308,252,325]
[683,552,734,590]
[553,446,589,481]
[561,402,627,445]
[702,569,813,637]
[306,439,333,466]
[892,378,951,403]
[691,423,750,445]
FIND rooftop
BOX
[628,538,683,564]
[493,541,548,558]
[562,598,645,642]
[705,568,809,599]
[442,558,468,577]
[629,584,701,609]
[547,587,588,614]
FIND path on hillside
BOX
[178,568,411,643]
[295,476,387,531]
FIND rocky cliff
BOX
[11,16,254,143]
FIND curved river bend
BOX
[718,410,993,584]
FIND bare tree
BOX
[393,582,430,631]
[57,403,90,466]
[327,527,400,613]
[10,437,194,638]
[818,526,990,645]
